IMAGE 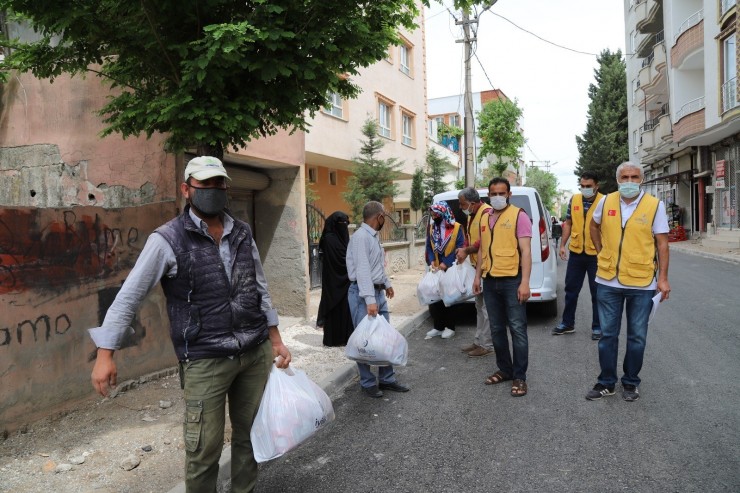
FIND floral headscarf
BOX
[429,201,456,254]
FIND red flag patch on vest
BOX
[574,206,580,211]
[608,209,617,216]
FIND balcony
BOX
[722,77,739,114]
[671,11,704,69]
[657,113,672,142]
[673,97,705,142]
[635,0,662,34]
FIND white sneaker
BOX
[441,328,455,339]
[425,328,444,339]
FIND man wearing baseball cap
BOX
[89,155,291,492]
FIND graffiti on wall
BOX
[0,313,72,347]
[0,206,170,295]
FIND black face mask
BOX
[190,187,228,217]
[433,217,442,225]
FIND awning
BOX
[643,170,693,185]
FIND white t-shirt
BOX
[591,191,669,290]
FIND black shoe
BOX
[622,384,640,402]
[591,331,603,340]
[585,383,615,400]
[362,385,384,398]
[552,324,575,335]
[378,382,410,392]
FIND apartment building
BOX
[429,88,525,186]
[304,2,429,226]
[625,0,740,247]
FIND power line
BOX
[488,12,602,57]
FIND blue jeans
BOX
[596,284,654,387]
[482,275,528,381]
[561,252,600,330]
[348,283,396,388]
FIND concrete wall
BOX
[255,167,310,319]
[0,72,178,433]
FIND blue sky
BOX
[425,0,627,192]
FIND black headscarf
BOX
[317,212,351,320]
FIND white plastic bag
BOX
[250,364,335,463]
[345,315,408,366]
[416,269,442,306]
[439,260,476,306]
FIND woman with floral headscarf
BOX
[424,200,465,340]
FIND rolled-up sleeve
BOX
[88,233,174,350]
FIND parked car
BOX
[431,186,558,316]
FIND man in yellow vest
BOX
[455,187,494,357]
[586,162,671,402]
[553,171,604,340]
[473,178,532,397]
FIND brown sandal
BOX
[484,371,512,385]
[511,379,528,397]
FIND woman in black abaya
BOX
[316,211,353,346]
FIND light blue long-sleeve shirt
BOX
[346,223,391,305]
[88,209,279,350]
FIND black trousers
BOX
[428,300,460,331]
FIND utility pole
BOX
[455,2,497,188]
[457,12,476,188]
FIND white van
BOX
[431,186,558,316]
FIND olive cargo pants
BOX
[181,339,273,493]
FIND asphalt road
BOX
[255,251,740,493]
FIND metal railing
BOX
[674,10,704,43]
[378,212,407,243]
[722,77,739,113]
[642,51,655,68]
[675,97,705,122]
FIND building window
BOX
[308,167,318,183]
[449,114,461,127]
[378,100,392,138]
[323,91,344,118]
[722,33,737,112]
[399,42,412,76]
[402,112,414,147]
[329,170,337,186]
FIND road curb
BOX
[167,307,431,493]
[670,243,740,265]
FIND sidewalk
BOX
[167,262,430,493]
[667,238,740,265]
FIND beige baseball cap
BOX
[184,156,231,182]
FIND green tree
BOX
[410,167,425,212]
[422,147,454,209]
[575,49,628,193]
[526,167,558,211]
[343,118,402,222]
[0,1,489,158]
[477,98,525,176]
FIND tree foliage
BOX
[343,118,402,223]
[526,167,558,211]
[410,167,425,212]
[0,0,491,157]
[477,97,525,176]
[575,49,628,193]
[422,147,454,210]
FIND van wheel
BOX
[544,299,558,318]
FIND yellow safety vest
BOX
[596,192,660,287]
[467,202,492,267]
[479,205,522,278]
[428,222,462,267]
[569,192,603,255]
